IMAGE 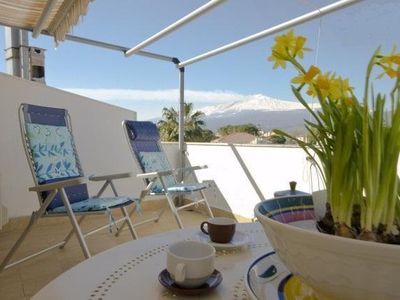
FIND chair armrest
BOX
[137,170,173,179]
[89,172,133,182]
[175,165,208,173]
[137,165,207,180]
[29,177,87,192]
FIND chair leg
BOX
[120,207,138,239]
[110,180,139,238]
[59,188,91,259]
[155,203,168,222]
[166,192,184,229]
[116,198,165,237]
[0,212,37,272]
[115,189,145,236]
[158,176,184,229]
[200,190,214,218]
[115,205,133,237]
[0,190,58,272]
[143,188,170,223]
[59,215,86,249]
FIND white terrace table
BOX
[33,223,272,300]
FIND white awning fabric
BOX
[0,0,92,43]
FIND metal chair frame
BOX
[0,104,138,272]
[119,120,214,231]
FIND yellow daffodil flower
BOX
[268,46,288,69]
[377,65,399,79]
[292,65,320,85]
[311,73,331,98]
[293,36,310,59]
[383,55,400,65]
[344,97,354,107]
[339,78,353,95]
[380,47,400,66]
[275,30,297,52]
[328,77,343,100]
[333,76,353,100]
[267,30,310,69]
[377,47,400,79]
[387,68,400,78]
[306,73,352,101]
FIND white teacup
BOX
[167,240,215,288]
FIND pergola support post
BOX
[178,64,186,181]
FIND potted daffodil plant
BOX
[254,30,400,300]
[269,30,400,243]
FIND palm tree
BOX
[158,106,179,141]
[157,102,213,142]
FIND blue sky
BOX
[0,0,399,120]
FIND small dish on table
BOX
[245,251,317,300]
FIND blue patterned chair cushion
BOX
[167,183,208,193]
[49,196,134,213]
[138,152,176,193]
[126,121,160,141]
[26,124,80,183]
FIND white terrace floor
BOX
[0,205,246,300]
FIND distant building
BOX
[262,131,274,137]
[213,132,257,144]
[212,131,308,145]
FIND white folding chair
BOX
[120,120,214,230]
[0,103,139,272]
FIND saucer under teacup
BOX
[158,269,223,295]
[197,230,249,250]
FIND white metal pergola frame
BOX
[2,0,364,171]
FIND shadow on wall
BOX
[201,179,242,220]
[182,154,242,221]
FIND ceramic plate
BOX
[196,230,249,250]
[245,252,317,300]
[158,269,222,295]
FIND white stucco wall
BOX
[185,143,400,219]
[185,143,319,218]
[0,73,144,218]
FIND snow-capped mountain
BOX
[200,94,306,116]
[198,94,318,133]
